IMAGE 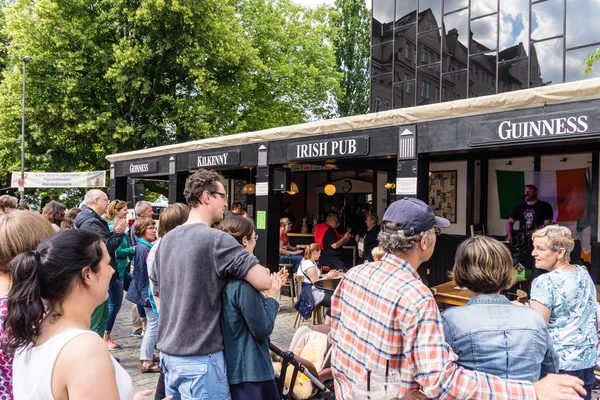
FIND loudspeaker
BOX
[272,168,291,192]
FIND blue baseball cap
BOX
[383,197,450,236]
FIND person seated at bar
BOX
[354,213,380,262]
[529,225,598,400]
[298,243,343,323]
[442,235,558,382]
[314,214,351,272]
[279,217,303,271]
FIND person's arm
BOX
[506,218,516,242]
[244,264,272,291]
[116,241,135,258]
[330,231,352,250]
[235,276,280,341]
[304,264,320,283]
[540,331,559,378]
[530,300,551,325]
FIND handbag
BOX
[294,266,316,320]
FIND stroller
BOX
[271,325,335,400]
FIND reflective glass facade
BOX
[370,0,600,112]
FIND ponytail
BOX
[3,251,45,355]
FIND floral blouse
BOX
[0,297,13,399]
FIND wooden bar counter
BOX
[430,281,473,307]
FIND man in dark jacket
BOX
[75,189,127,339]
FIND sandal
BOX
[140,362,161,374]
[153,355,160,363]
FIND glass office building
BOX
[370,0,600,112]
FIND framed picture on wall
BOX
[428,171,457,223]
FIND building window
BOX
[435,87,439,100]
[404,73,409,82]
[413,46,416,65]
[442,86,446,100]
[375,98,382,112]
[406,80,411,93]
[426,83,431,99]
[427,50,432,64]
[384,100,391,110]
[405,45,410,60]
[420,81,425,97]
[421,47,427,63]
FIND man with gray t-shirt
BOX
[153,169,272,399]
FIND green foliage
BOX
[0,0,341,200]
[332,0,370,117]
[582,48,600,76]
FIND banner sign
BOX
[287,136,369,161]
[11,171,106,188]
[468,109,599,147]
[188,151,240,169]
[123,160,158,175]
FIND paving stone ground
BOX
[111,294,310,395]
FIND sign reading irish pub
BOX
[288,136,369,161]
[468,110,598,147]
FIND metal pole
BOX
[20,56,31,203]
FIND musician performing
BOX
[506,184,554,279]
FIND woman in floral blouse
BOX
[530,225,597,400]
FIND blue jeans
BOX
[140,306,158,361]
[559,367,595,400]
[279,254,303,272]
[161,351,231,400]
[106,279,124,333]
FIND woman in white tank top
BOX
[3,229,160,400]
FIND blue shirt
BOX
[442,294,558,382]
[531,265,597,371]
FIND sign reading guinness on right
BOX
[468,110,599,147]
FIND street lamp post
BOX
[20,55,31,203]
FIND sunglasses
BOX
[210,191,228,200]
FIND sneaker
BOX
[131,331,143,338]
[106,339,123,350]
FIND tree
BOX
[582,48,600,76]
[0,0,341,200]
[332,0,370,117]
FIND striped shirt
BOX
[330,253,537,400]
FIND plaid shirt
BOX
[330,253,537,400]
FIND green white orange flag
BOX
[496,168,591,256]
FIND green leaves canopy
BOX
[0,0,341,177]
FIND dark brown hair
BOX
[219,214,255,245]
[42,200,66,225]
[4,230,104,355]
[184,169,224,208]
[61,208,82,230]
[134,217,155,238]
[453,236,515,294]
[158,203,189,238]
[0,195,18,212]
[0,212,55,273]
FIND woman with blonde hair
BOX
[0,211,55,399]
[530,225,597,399]
[442,235,558,382]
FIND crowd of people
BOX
[0,173,596,400]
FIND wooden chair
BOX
[279,263,295,303]
[293,275,324,329]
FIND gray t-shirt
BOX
[154,222,259,356]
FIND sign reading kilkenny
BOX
[288,136,369,161]
[468,110,598,147]
[124,160,158,175]
[188,151,240,169]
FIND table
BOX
[314,278,342,295]
[430,281,473,307]
[596,285,600,302]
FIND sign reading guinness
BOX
[188,151,240,169]
[468,110,598,147]
[124,160,158,175]
[288,136,369,161]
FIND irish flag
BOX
[496,168,591,257]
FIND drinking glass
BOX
[372,368,401,400]
[351,382,386,400]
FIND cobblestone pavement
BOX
[112,294,307,395]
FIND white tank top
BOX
[12,329,132,400]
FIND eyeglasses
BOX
[96,197,109,203]
[148,226,157,230]
[434,227,441,236]
[210,191,228,200]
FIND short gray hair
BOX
[135,201,152,215]
[532,225,574,262]
[84,189,106,205]
[378,222,434,254]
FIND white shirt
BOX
[13,329,132,400]
[299,259,325,304]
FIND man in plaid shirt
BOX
[330,198,585,400]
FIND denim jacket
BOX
[442,294,559,382]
